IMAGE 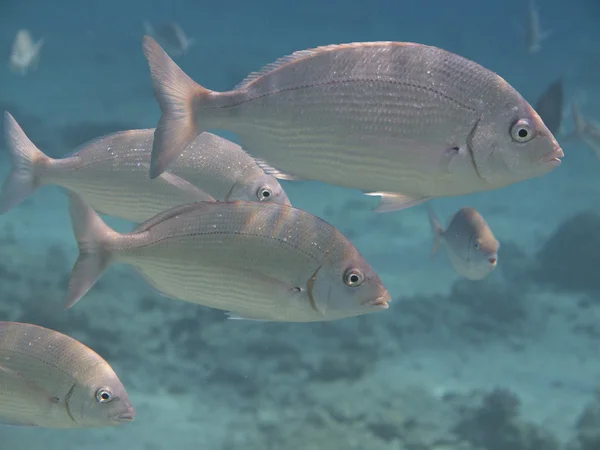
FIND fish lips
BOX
[363,294,391,309]
[541,145,564,166]
[114,407,136,423]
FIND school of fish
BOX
[0,27,567,429]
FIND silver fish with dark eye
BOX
[0,321,134,428]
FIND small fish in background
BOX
[526,0,551,53]
[143,20,194,57]
[565,101,600,158]
[0,322,135,428]
[534,77,564,135]
[65,194,391,322]
[141,37,563,213]
[0,112,290,223]
[427,206,499,281]
[9,29,44,75]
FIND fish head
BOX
[459,226,499,280]
[235,173,291,206]
[469,90,563,187]
[468,231,499,270]
[68,366,135,427]
[311,249,391,319]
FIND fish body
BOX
[66,194,390,322]
[142,37,563,212]
[9,29,44,75]
[0,113,290,222]
[428,206,499,280]
[0,322,134,428]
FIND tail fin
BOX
[426,205,444,257]
[142,35,212,179]
[66,192,118,309]
[1,111,50,213]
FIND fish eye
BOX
[343,269,365,287]
[95,388,113,403]
[510,119,534,143]
[474,241,481,249]
[257,186,273,201]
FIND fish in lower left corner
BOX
[0,321,135,428]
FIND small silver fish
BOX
[526,0,551,54]
[0,112,290,223]
[566,101,600,159]
[9,29,44,75]
[143,20,194,57]
[0,321,134,428]
[141,37,563,212]
[428,206,499,281]
[65,194,391,322]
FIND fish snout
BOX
[541,140,564,166]
[115,406,136,423]
[363,292,391,309]
[488,256,497,265]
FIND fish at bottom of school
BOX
[142,36,563,212]
[0,321,134,428]
[0,111,290,224]
[65,193,391,322]
[428,206,499,281]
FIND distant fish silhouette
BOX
[535,78,563,135]
[142,20,194,58]
[526,0,551,53]
[565,100,600,159]
[9,29,44,75]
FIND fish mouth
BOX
[115,408,136,423]
[541,146,564,166]
[363,294,391,309]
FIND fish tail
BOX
[66,192,118,309]
[0,111,51,213]
[142,35,213,179]
[426,205,444,257]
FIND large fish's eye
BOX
[510,119,534,143]
[257,186,273,201]
[474,241,481,250]
[95,388,113,403]
[343,269,365,287]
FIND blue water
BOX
[1,0,599,448]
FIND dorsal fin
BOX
[233,42,397,91]
[132,201,216,233]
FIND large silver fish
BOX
[0,321,134,428]
[0,112,290,223]
[66,193,391,321]
[428,206,499,281]
[142,37,564,212]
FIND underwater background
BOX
[1,0,600,448]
